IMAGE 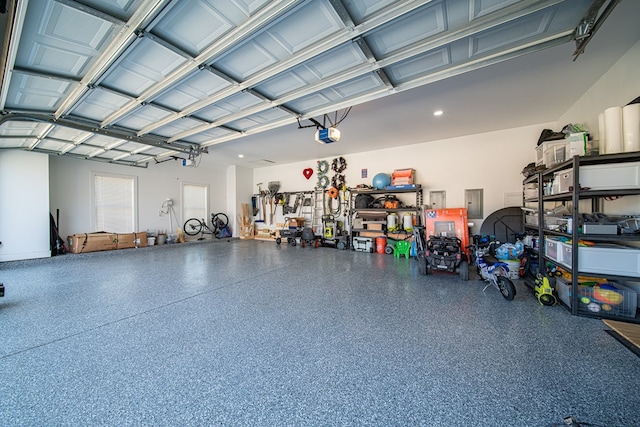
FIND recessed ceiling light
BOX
[238,154,244,158]
[433,110,443,116]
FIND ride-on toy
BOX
[468,235,516,301]
[416,208,470,280]
[424,235,469,280]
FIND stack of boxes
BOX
[386,168,416,189]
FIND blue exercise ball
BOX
[372,173,391,190]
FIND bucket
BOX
[147,237,156,246]
[376,236,387,254]
[504,260,520,279]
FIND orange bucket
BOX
[376,236,387,254]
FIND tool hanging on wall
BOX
[283,192,303,215]
[251,195,259,217]
[268,181,280,225]
[325,187,341,216]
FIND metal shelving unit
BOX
[348,186,423,244]
[526,152,640,324]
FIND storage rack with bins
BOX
[524,152,640,323]
[348,186,423,245]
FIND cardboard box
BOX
[68,233,118,254]
[391,168,415,185]
[117,232,148,248]
[67,232,148,253]
[364,222,383,231]
[358,231,385,238]
[287,217,305,228]
[356,211,386,221]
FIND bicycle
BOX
[183,213,229,239]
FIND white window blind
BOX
[93,173,136,233]
[182,183,208,223]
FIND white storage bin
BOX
[353,237,374,252]
[544,238,561,263]
[525,212,538,226]
[554,169,574,193]
[522,207,539,226]
[524,188,538,199]
[536,140,568,167]
[559,241,573,267]
[580,161,640,190]
[574,243,640,277]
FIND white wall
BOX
[254,123,553,234]
[49,155,227,237]
[226,165,253,237]
[558,40,640,141]
[0,151,50,261]
[558,39,640,215]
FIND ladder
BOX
[298,191,314,227]
[311,187,325,235]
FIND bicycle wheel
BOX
[184,218,203,236]
[211,212,229,236]
[519,254,531,278]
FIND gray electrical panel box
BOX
[429,191,446,209]
[465,189,483,219]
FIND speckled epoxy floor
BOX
[0,239,638,426]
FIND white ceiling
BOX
[0,0,638,169]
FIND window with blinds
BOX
[92,173,137,233]
[182,183,208,224]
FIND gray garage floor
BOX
[1,239,638,426]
